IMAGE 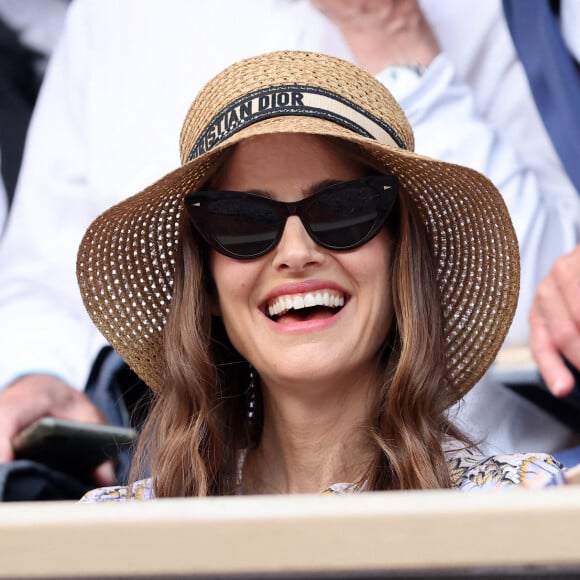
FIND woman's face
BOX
[209,133,394,395]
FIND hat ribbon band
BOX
[186,85,406,162]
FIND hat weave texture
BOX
[77,50,520,401]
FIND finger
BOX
[560,335,580,374]
[0,439,14,463]
[551,250,580,370]
[529,301,575,396]
[51,389,107,426]
[0,380,54,461]
[0,416,22,462]
[538,284,580,377]
[92,460,117,487]
[530,266,580,361]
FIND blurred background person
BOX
[0,0,70,225]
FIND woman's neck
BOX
[242,380,375,495]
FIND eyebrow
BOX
[246,179,343,200]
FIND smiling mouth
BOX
[265,290,346,323]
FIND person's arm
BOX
[0,0,113,482]
[529,243,580,396]
[0,0,104,393]
[310,0,438,75]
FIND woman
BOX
[77,51,565,501]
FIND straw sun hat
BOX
[77,50,519,400]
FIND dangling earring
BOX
[248,364,256,419]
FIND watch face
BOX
[381,65,426,100]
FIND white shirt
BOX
[0,0,578,454]
[0,0,70,76]
[0,166,6,236]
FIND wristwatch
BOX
[379,64,428,100]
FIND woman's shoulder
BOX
[79,478,154,502]
[447,448,566,492]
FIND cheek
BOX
[352,232,394,329]
[353,231,392,283]
[210,252,259,319]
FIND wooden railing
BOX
[1,484,580,579]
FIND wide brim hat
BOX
[77,50,519,401]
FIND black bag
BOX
[0,459,90,501]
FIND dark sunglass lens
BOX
[201,197,279,257]
[307,183,387,249]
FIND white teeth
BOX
[267,290,346,318]
[293,295,305,310]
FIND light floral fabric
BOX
[80,450,566,502]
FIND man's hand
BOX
[311,0,439,74]
[0,374,116,485]
[529,243,580,397]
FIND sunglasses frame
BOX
[184,175,399,260]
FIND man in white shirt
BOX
[0,0,578,483]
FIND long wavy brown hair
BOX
[129,138,472,497]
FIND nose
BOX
[271,216,325,271]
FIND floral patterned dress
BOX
[79,449,567,502]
